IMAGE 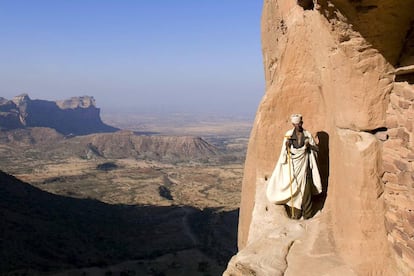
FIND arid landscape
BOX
[0,110,252,275]
[3,0,414,275]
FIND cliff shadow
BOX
[317,0,414,66]
[313,131,330,214]
[0,171,238,275]
[395,72,414,84]
[297,0,314,10]
[188,208,239,266]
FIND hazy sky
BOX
[0,1,264,117]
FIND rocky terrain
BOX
[225,0,414,275]
[0,94,118,135]
[0,127,243,209]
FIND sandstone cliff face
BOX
[3,94,118,135]
[225,0,414,275]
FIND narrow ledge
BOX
[394,65,414,76]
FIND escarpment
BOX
[225,0,414,275]
[0,94,118,135]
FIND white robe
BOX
[266,129,322,209]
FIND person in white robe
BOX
[266,114,322,219]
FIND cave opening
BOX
[297,0,314,10]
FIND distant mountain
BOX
[84,131,220,161]
[0,128,220,163]
[0,94,118,135]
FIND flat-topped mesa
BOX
[56,96,96,109]
[1,94,118,135]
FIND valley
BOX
[0,112,251,275]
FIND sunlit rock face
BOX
[225,0,414,275]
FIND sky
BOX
[0,1,264,117]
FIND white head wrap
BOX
[290,114,302,124]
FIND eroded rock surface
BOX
[225,0,414,275]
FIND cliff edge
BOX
[225,0,414,275]
[0,94,118,135]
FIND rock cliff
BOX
[0,97,23,130]
[225,0,414,275]
[0,94,118,135]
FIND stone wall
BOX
[383,74,414,274]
